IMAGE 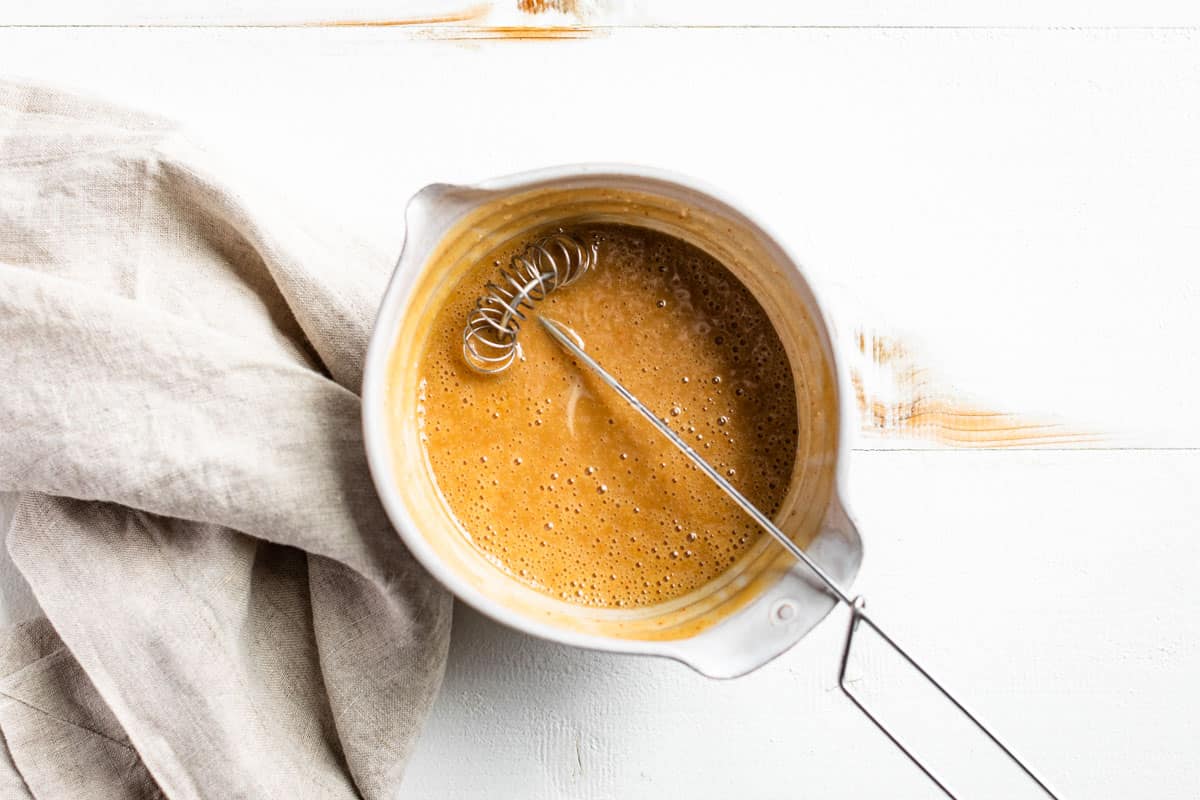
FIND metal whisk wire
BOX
[462,233,598,374]
[537,315,1064,800]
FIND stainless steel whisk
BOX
[460,248,1064,799]
[462,233,598,374]
[537,316,1060,800]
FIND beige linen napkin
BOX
[0,81,451,798]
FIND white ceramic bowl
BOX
[362,164,862,678]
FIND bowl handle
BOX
[668,495,863,679]
[399,182,494,268]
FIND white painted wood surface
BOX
[1,21,1197,799]
[5,0,1200,27]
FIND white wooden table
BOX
[2,4,1198,797]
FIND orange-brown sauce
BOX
[416,224,797,607]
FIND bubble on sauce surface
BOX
[414,223,800,608]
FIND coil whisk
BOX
[462,233,598,374]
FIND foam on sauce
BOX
[416,224,798,608]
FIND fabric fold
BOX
[0,81,451,799]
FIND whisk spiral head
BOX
[463,233,598,374]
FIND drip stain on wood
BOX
[306,5,491,27]
[849,329,1096,448]
[310,0,596,34]
[420,25,595,40]
[517,0,580,13]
